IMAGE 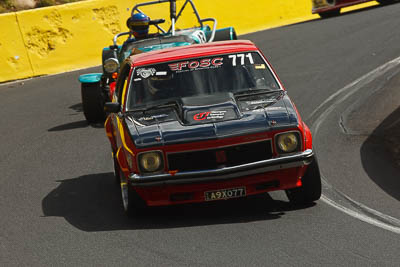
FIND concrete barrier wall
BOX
[1,0,134,82]
[1,0,318,83]
[0,13,34,81]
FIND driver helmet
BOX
[146,74,173,98]
[126,13,150,39]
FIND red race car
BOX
[312,0,397,18]
[104,40,321,215]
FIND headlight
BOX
[138,151,164,173]
[275,132,301,154]
[104,58,119,74]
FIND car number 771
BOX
[228,53,254,66]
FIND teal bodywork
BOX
[78,25,237,84]
[79,29,209,84]
[121,41,192,58]
[78,73,102,83]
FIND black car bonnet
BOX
[125,92,299,148]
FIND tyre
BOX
[119,168,146,216]
[211,27,237,42]
[81,82,106,123]
[113,154,120,184]
[285,157,322,205]
[318,9,341,18]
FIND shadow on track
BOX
[341,67,400,202]
[69,103,83,113]
[42,172,315,231]
[47,120,103,131]
[48,120,89,131]
[48,103,104,131]
[360,106,400,201]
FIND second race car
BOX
[79,0,237,123]
[312,0,398,18]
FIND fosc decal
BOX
[169,58,223,72]
[193,111,227,121]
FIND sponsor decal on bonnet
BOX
[138,114,169,121]
[193,110,227,121]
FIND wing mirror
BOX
[104,102,121,113]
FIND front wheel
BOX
[81,82,106,123]
[119,169,146,216]
[112,154,120,184]
[285,157,322,205]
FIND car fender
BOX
[105,116,117,153]
[303,122,313,150]
[116,147,130,177]
[106,115,136,177]
[78,73,102,84]
[114,116,138,175]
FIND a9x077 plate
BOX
[204,187,246,201]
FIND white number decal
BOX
[246,53,254,64]
[237,54,245,65]
[229,53,254,66]
[228,55,237,66]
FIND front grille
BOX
[167,140,273,172]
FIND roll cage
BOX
[112,0,217,46]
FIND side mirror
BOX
[104,102,121,113]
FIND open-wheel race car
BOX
[78,0,237,123]
[312,0,398,18]
[104,40,322,216]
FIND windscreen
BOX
[126,52,280,110]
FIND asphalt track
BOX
[1,3,400,266]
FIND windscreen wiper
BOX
[129,100,182,114]
[235,89,285,110]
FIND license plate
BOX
[204,187,246,201]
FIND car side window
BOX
[115,63,131,102]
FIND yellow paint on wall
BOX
[192,0,317,35]
[0,13,33,82]
[16,0,132,77]
[0,0,383,83]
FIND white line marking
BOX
[308,56,400,125]
[320,195,400,234]
[311,56,400,234]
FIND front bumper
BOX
[129,149,314,187]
